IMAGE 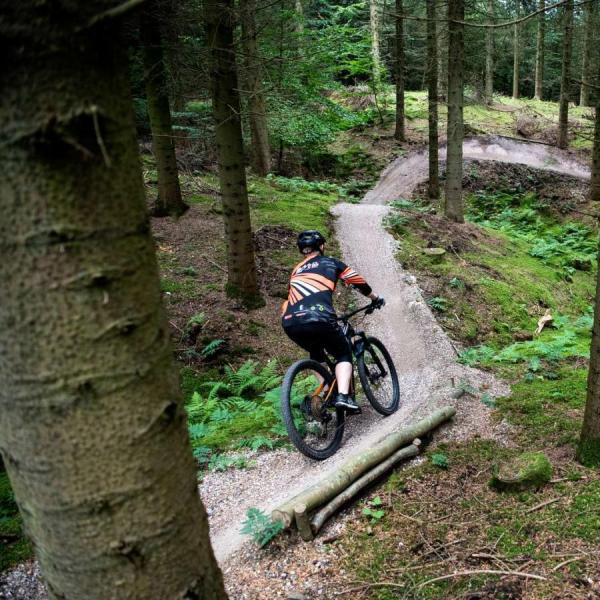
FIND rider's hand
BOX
[372,296,385,309]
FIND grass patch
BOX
[0,472,32,572]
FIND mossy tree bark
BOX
[445,0,464,223]
[580,0,596,107]
[437,1,448,101]
[591,96,600,203]
[0,3,227,599]
[485,0,494,105]
[427,0,439,200]
[206,0,261,303]
[240,0,271,176]
[557,0,574,149]
[534,0,545,100]
[141,2,188,218]
[394,0,405,141]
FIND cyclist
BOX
[281,230,384,414]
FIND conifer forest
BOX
[2,0,600,598]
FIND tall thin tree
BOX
[141,2,189,217]
[558,0,574,149]
[580,0,597,107]
[534,0,545,100]
[427,0,439,200]
[445,0,465,223]
[0,2,228,597]
[370,0,382,85]
[394,0,405,141]
[485,0,494,105]
[241,0,271,176]
[206,0,261,303]
[512,1,521,99]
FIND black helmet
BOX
[297,230,326,253]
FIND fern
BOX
[241,508,284,547]
[201,339,225,358]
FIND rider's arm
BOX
[336,261,373,296]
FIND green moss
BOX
[490,451,553,491]
[496,368,587,445]
[576,438,600,468]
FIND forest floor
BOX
[1,92,599,600]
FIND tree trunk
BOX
[578,224,600,466]
[512,3,521,100]
[206,0,261,304]
[141,4,188,218]
[370,0,382,86]
[240,0,271,176]
[437,0,448,100]
[558,0,574,149]
[580,0,596,107]
[485,0,494,105]
[445,0,465,223]
[534,0,545,100]
[590,82,600,203]
[394,0,405,141]
[427,0,439,200]
[0,4,227,599]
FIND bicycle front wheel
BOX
[281,359,345,460]
[357,337,400,415]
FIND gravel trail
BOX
[205,135,593,567]
[1,136,591,598]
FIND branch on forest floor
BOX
[418,569,547,588]
[84,0,148,29]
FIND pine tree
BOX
[557,0,574,149]
[485,0,494,105]
[445,0,464,222]
[534,0,545,100]
[427,0,439,200]
[394,0,405,141]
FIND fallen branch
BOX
[272,407,456,528]
[525,498,560,514]
[311,443,420,534]
[552,556,585,571]
[418,569,547,589]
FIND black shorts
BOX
[284,320,352,365]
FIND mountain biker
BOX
[281,230,384,414]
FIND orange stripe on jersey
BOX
[344,275,367,285]
[289,287,301,304]
[291,253,317,276]
[293,275,330,292]
[301,273,336,290]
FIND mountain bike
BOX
[281,303,400,460]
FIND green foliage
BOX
[430,453,449,469]
[427,296,449,312]
[200,339,225,359]
[241,508,284,547]
[265,174,343,196]
[449,277,464,290]
[362,496,385,523]
[185,360,284,454]
[0,472,33,571]
[208,454,250,472]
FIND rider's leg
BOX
[335,361,352,394]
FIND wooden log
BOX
[294,504,313,541]
[311,442,420,534]
[272,406,456,528]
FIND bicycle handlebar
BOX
[337,302,381,322]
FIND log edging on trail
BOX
[272,406,456,528]
[311,441,420,534]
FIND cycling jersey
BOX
[281,253,372,326]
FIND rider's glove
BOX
[372,296,385,309]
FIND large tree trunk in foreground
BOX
[206,0,261,303]
[427,0,439,200]
[272,407,456,527]
[485,0,494,105]
[557,0,574,149]
[0,4,227,599]
[534,0,545,100]
[240,0,271,176]
[445,0,465,223]
[141,4,188,218]
[580,0,596,107]
[394,0,405,141]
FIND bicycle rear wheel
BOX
[281,359,345,460]
[357,337,400,415]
